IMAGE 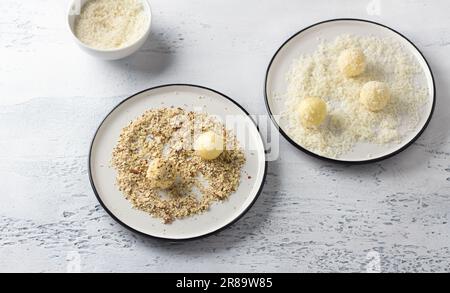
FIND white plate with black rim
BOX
[89,84,267,240]
[265,18,435,164]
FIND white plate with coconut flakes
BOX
[89,84,267,240]
[265,18,435,163]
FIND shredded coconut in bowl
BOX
[74,0,149,50]
[282,35,429,159]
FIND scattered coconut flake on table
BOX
[282,34,429,159]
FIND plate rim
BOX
[264,18,436,164]
[88,83,268,241]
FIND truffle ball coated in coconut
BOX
[338,48,366,77]
[360,81,391,112]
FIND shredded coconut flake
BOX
[282,35,429,159]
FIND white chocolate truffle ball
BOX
[146,158,176,189]
[360,81,391,112]
[194,131,224,160]
[298,97,328,128]
[338,48,366,77]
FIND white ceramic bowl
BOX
[67,0,152,60]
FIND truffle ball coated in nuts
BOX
[146,158,176,189]
[360,81,391,112]
[194,131,224,160]
[298,97,328,128]
[338,48,366,77]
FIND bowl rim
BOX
[67,0,152,53]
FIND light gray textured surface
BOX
[0,0,449,272]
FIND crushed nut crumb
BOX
[111,108,246,224]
